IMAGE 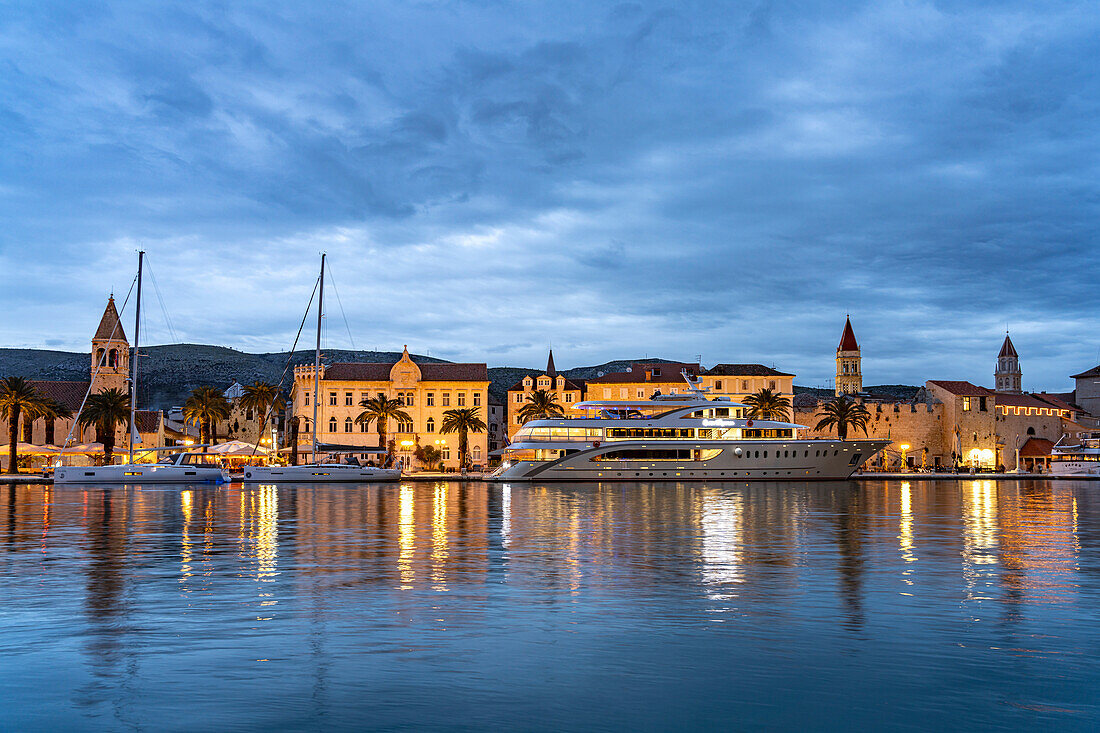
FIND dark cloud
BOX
[0,0,1098,392]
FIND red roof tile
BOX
[93,296,128,342]
[28,380,91,412]
[998,334,1018,358]
[587,362,700,384]
[1071,365,1100,379]
[705,364,794,377]
[134,410,161,433]
[994,393,1054,410]
[1020,437,1054,457]
[927,380,993,397]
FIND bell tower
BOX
[835,315,862,396]
[995,333,1022,393]
[91,295,130,393]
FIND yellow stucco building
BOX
[291,347,491,471]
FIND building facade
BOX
[291,347,491,471]
[994,334,1022,393]
[835,316,862,396]
[506,350,585,439]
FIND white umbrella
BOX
[202,440,270,456]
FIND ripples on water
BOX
[1,480,1098,731]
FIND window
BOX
[345,392,353,406]
[304,392,311,406]
[426,417,435,433]
[427,393,435,407]
[396,392,405,406]
[361,392,369,403]
[620,388,628,399]
[514,393,523,404]
[538,378,550,388]
[962,397,972,412]
[442,447,451,460]
[377,392,385,400]
[96,348,106,366]
[603,389,611,398]
[651,368,661,377]
[473,393,481,407]
[407,393,415,407]
[515,415,523,424]
[565,393,574,402]
[328,417,337,432]
[108,349,118,368]
[979,396,987,412]
[742,380,749,391]
[637,389,644,398]
[442,393,451,406]
[344,417,353,433]
[457,393,466,407]
[769,380,776,390]
[472,446,482,460]
[715,380,722,390]
[360,421,369,432]
[329,392,337,406]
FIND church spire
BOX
[546,348,557,377]
[94,295,127,343]
[835,315,862,396]
[995,332,1021,393]
[837,315,858,353]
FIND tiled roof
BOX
[587,362,701,384]
[705,364,794,377]
[94,296,128,342]
[838,316,858,352]
[994,393,1056,410]
[792,393,820,408]
[927,380,993,397]
[28,380,91,412]
[1071,365,1100,379]
[322,361,488,383]
[998,334,1018,359]
[507,375,585,392]
[1032,392,1079,412]
[134,410,162,433]
[1020,437,1055,457]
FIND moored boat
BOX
[1050,432,1100,475]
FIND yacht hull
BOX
[54,464,227,485]
[1049,460,1100,476]
[489,440,890,482]
[242,465,401,483]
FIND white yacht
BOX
[1050,433,1100,475]
[489,391,888,482]
[54,451,227,485]
[241,254,401,484]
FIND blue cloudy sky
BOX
[1,0,1098,390]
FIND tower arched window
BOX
[96,349,106,366]
[108,349,118,367]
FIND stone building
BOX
[506,350,585,439]
[1,297,164,470]
[994,334,1022,393]
[1070,364,1100,420]
[290,346,491,471]
[218,381,275,446]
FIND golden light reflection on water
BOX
[431,483,449,592]
[180,490,194,584]
[961,480,999,603]
[398,484,415,590]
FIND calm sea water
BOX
[1,480,1098,731]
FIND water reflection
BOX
[0,479,1096,730]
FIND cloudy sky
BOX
[1,1,1098,390]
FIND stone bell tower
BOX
[91,295,130,393]
[835,315,862,396]
[995,333,1022,393]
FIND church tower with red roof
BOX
[835,316,862,396]
[91,295,130,394]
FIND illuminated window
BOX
[962,397,971,411]
[361,392,369,403]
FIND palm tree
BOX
[77,388,131,465]
[32,397,73,447]
[240,381,281,435]
[743,387,792,422]
[517,389,566,423]
[184,386,231,445]
[440,407,487,471]
[355,396,411,467]
[1,376,48,474]
[815,395,872,440]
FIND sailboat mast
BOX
[128,250,144,464]
[312,253,324,462]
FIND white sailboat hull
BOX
[242,464,401,483]
[54,463,228,485]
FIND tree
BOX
[184,386,231,445]
[77,388,131,465]
[743,387,792,422]
[815,395,872,440]
[440,407,487,470]
[287,414,301,466]
[1,376,48,474]
[414,443,442,472]
[240,381,281,435]
[517,389,566,423]
[355,396,411,468]
[32,397,72,447]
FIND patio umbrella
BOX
[202,440,270,456]
[12,443,60,455]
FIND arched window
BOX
[472,446,482,460]
[108,349,118,367]
[329,417,338,433]
[426,417,435,433]
[344,417,353,433]
[1027,427,1036,436]
[96,348,106,366]
[406,393,414,407]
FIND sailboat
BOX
[54,252,228,485]
[243,254,401,483]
